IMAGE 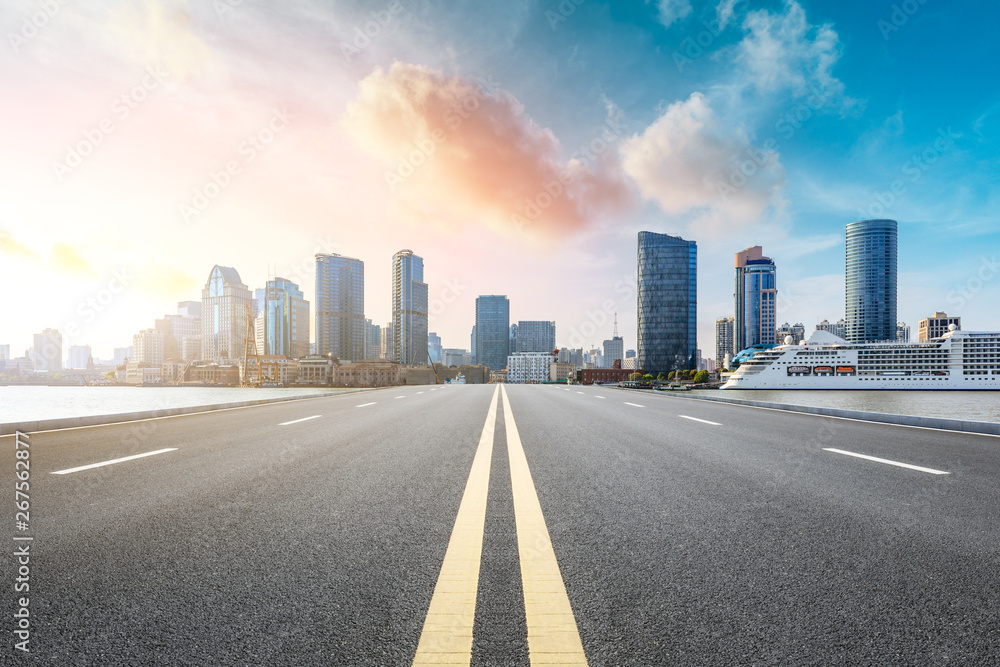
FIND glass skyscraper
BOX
[637,232,697,375]
[734,246,777,351]
[201,265,252,362]
[515,321,556,353]
[475,295,510,370]
[315,253,365,361]
[845,219,897,343]
[393,250,428,365]
[261,277,310,359]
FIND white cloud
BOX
[655,0,693,28]
[716,0,739,30]
[620,92,786,237]
[735,0,857,111]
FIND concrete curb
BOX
[0,388,379,436]
[615,388,1000,436]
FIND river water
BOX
[0,386,355,425]
[695,389,1000,423]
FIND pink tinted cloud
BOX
[342,62,631,239]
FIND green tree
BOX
[693,370,709,383]
[642,374,654,382]
[656,372,667,382]
[667,370,676,380]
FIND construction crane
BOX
[242,303,262,387]
[172,352,199,385]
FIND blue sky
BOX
[1,0,997,358]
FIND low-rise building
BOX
[337,360,402,387]
[297,355,335,384]
[549,362,576,383]
[508,352,555,384]
[125,362,162,385]
[579,368,642,385]
[918,312,961,341]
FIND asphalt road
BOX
[4,384,999,665]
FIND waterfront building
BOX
[816,319,847,339]
[734,246,777,351]
[133,329,165,365]
[637,232,697,374]
[201,265,253,362]
[716,316,735,367]
[776,322,806,344]
[918,312,961,341]
[443,348,471,367]
[507,352,556,384]
[896,322,911,343]
[66,344,92,369]
[509,324,518,355]
[381,321,394,361]
[316,254,365,362]
[258,277,310,359]
[517,321,557,353]
[475,295,510,370]
[0,344,9,361]
[393,250,428,365]
[846,219,898,343]
[32,328,62,372]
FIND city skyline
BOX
[2,1,999,360]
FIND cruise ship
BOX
[722,326,1000,390]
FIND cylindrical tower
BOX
[845,219,897,344]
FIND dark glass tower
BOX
[637,232,697,375]
[846,219,897,343]
[475,295,510,371]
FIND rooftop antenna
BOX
[613,312,619,338]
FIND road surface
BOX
[5,384,999,665]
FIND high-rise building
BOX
[32,329,62,372]
[715,316,735,369]
[0,344,10,361]
[470,325,477,364]
[846,219,897,343]
[133,328,165,365]
[201,265,253,362]
[259,277,310,359]
[776,322,806,344]
[381,321,393,361]
[428,332,443,364]
[602,316,623,368]
[896,322,911,343]
[509,323,518,355]
[177,301,201,318]
[66,344,92,369]
[393,250,428,365]
[918,312,961,341]
[637,232,697,374]
[364,320,382,360]
[316,254,365,362]
[734,246,777,352]
[516,321,556,353]
[443,348,470,367]
[816,319,847,339]
[475,295,510,370]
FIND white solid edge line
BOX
[52,448,178,475]
[678,415,722,426]
[595,396,606,399]
[624,402,645,408]
[577,391,584,394]
[395,396,406,399]
[278,415,322,426]
[356,402,377,408]
[822,448,950,475]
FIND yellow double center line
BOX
[413,385,587,666]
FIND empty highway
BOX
[4,384,1000,665]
